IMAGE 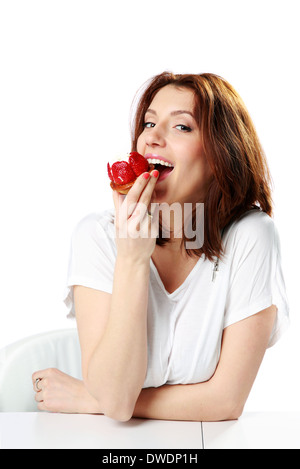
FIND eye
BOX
[143,122,155,129]
[175,124,192,132]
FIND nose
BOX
[145,124,166,149]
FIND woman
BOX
[33,72,289,421]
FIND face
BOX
[137,85,212,206]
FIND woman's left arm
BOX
[133,305,276,421]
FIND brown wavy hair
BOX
[131,72,273,261]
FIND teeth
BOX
[147,158,174,167]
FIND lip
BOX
[144,153,174,184]
[144,153,174,167]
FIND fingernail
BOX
[152,170,159,178]
[143,172,150,179]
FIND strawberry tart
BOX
[107,152,154,194]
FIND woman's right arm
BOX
[74,171,158,421]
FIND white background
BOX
[0,0,299,412]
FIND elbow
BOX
[103,402,134,422]
[84,376,134,422]
[223,400,245,421]
[100,393,135,422]
[207,382,246,421]
[202,395,245,422]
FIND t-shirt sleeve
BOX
[223,212,289,347]
[63,212,116,318]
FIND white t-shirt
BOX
[63,209,289,388]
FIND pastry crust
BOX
[110,181,135,195]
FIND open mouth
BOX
[146,157,174,182]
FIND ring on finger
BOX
[35,378,42,392]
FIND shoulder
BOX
[73,209,115,235]
[223,209,277,256]
[226,209,276,242]
[71,209,116,247]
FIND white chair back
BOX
[0,329,81,411]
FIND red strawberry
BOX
[110,161,136,185]
[107,152,149,186]
[129,152,149,176]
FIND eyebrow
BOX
[146,109,195,119]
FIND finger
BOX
[129,201,148,225]
[125,171,159,227]
[35,389,44,402]
[140,203,159,238]
[33,378,43,392]
[32,372,42,392]
[37,401,47,411]
[119,173,150,225]
[138,170,159,209]
[32,368,50,392]
[123,172,151,218]
[32,369,48,384]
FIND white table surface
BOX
[1,412,300,449]
[0,412,202,449]
[202,412,300,449]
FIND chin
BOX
[151,189,172,206]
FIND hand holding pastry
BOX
[107,152,154,194]
[112,168,159,262]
